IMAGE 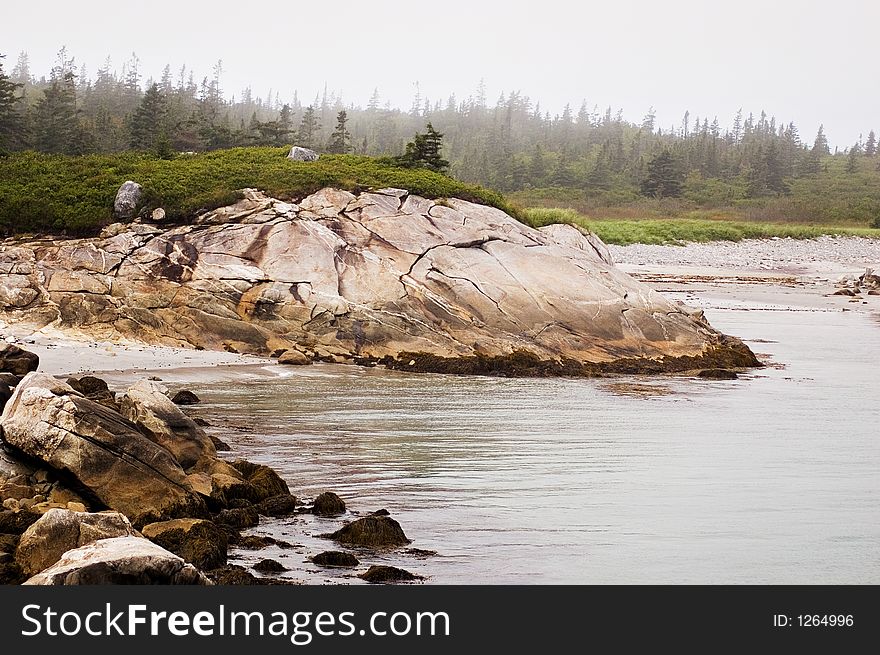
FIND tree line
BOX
[1,48,878,202]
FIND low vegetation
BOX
[522,207,880,245]
[0,148,514,236]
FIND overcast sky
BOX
[3,0,878,147]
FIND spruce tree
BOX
[396,123,449,173]
[327,109,351,153]
[864,130,876,157]
[640,149,683,198]
[812,125,830,155]
[129,82,166,150]
[297,105,320,149]
[33,72,78,153]
[0,54,25,150]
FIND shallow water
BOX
[175,297,880,584]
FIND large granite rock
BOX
[0,374,206,528]
[15,508,139,577]
[23,536,211,585]
[119,380,216,470]
[0,188,759,375]
[113,181,143,220]
[286,146,319,162]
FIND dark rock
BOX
[0,533,19,553]
[227,498,253,510]
[0,344,39,377]
[0,373,21,387]
[0,385,11,413]
[207,564,259,585]
[370,508,390,516]
[403,548,438,558]
[359,565,421,583]
[0,560,25,584]
[215,506,259,529]
[697,369,739,380]
[313,491,346,516]
[329,516,411,548]
[142,518,227,571]
[193,417,211,427]
[253,558,288,573]
[171,389,201,405]
[231,460,290,502]
[833,288,857,296]
[312,551,359,567]
[208,434,231,451]
[256,494,297,517]
[0,510,40,535]
[234,535,279,550]
[66,375,110,396]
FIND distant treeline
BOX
[1,49,879,226]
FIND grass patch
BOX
[522,207,880,245]
[0,148,515,236]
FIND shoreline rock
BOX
[0,187,759,377]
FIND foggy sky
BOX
[3,0,878,147]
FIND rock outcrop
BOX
[23,536,211,585]
[0,374,207,528]
[0,187,758,375]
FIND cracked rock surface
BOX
[0,187,748,367]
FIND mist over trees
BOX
[2,48,878,209]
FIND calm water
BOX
[172,299,880,584]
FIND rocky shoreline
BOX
[0,344,422,585]
[0,187,758,376]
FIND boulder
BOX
[151,208,166,222]
[359,565,421,583]
[256,494,297,517]
[0,344,39,377]
[214,506,259,529]
[0,374,206,528]
[312,550,359,567]
[329,516,411,548]
[207,564,258,585]
[0,509,40,534]
[113,181,143,220]
[697,369,739,380]
[119,380,216,470]
[231,460,290,502]
[171,389,201,405]
[0,373,21,387]
[253,558,287,573]
[286,146,319,162]
[141,518,227,571]
[15,508,139,577]
[312,491,346,517]
[23,536,211,585]
[277,349,311,365]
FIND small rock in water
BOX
[312,551,359,567]
[697,369,739,380]
[359,565,422,584]
[253,558,288,573]
[329,516,410,548]
[171,389,201,405]
[313,491,346,516]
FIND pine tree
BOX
[129,82,166,150]
[812,124,830,155]
[395,123,449,173]
[640,149,683,198]
[326,110,352,153]
[33,72,79,153]
[845,144,860,174]
[864,130,876,157]
[0,54,26,150]
[297,105,320,149]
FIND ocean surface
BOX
[170,295,880,584]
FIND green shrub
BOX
[0,148,516,236]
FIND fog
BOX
[3,0,878,146]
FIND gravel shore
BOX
[610,236,880,276]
